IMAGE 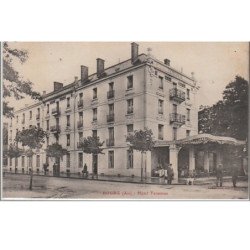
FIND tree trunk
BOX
[144,152,147,180]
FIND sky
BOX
[7,42,249,109]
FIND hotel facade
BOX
[6,43,199,179]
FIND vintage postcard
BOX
[1,42,249,200]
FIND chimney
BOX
[74,76,78,83]
[54,82,63,92]
[96,58,105,77]
[164,59,170,66]
[81,65,88,84]
[131,42,139,63]
[42,91,46,95]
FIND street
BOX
[2,173,249,199]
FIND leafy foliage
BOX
[79,136,104,155]
[15,126,47,149]
[3,42,42,117]
[45,143,68,159]
[126,128,155,153]
[199,76,248,140]
[5,143,23,158]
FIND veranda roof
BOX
[175,134,245,146]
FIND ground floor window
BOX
[66,153,70,168]
[10,158,12,166]
[78,152,83,168]
[127,150,133,169]
[22,156,25,168]
[36,155,40,168]
[15,157,18,167]
[108,151,114,168]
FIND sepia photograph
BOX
[1,41,249,200]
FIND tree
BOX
[126,128,155,182]
[79,136,104,177]
[3,42,42,118]
[5,143,23,172]
[15,126,47,190]
[199,76,248,140]
[45,143,68,176]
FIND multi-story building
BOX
[7,43,198,179]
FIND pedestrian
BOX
[164,167,168,184]
[232,164,238,188]
[216,163,223,187]
[82,163,88,178]
[158,166,164,183]
[167,164,174,185]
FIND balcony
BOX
[50,125,61,133]
[52,108,61,116]
[107,90,115,99]
[107,113,115,123]
[170,113,185,125]
[65,105,71,113]
[36,114,40,120]
[106,139,115,147]
[77,99,84,109]
[77,121,83,129]
[65,125,71,131]
[169,88,185,103]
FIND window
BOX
[173,104,177,113]
[79,132,83,141]
[46,136,49,147]
[47,104,49,114]
[46,120,49,130]
[10,157,12,166]
[22,156,25,168]
[108,127,114,141]
[158,100,164,114]
[67,115,70,127]
[67,97,70,107]
[67,134,70,146]
[79,93,83,100]
[173,82,177,89]
[93,108,97,121]
[186,89,190,100]
[186,130,191,137]
[66,153,70,168]
[108,151,114,168]
[127,150,133,169]
[127,75,133,89]
[158,124,164,140]
[127,99,133,114]
[165,76,171,82]
[79,112,83,123]
[127,124,134,135]
[16,115,19,123]
[159,76,163,89]
[46,155,49,165]
[109,82,114,91]
[173,127,177,140]
[15,157,18,167]
[187,108,190,121]
[37,108,40,116]
[78,153,83,168]
[93,88,97,99]
[22,113,25,123]
[92,130,97,138]
[109,104,114,115]
[36,155,40,168]
[37,123,40,129]
[9,130,12,140]
[29,111,32,120]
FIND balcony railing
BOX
[77,99,84,109]
[170,113,185,125]
[50,125,61,133]
[77,121,83,129]
[65,125,71,131]
[169,88,185,103]
[107,113,114,123]
[106,139,115,147]
[107,90,115,99]
[52,108,61,116]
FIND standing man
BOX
[167,164,174,185]
[216,164,223,187]
[232,164,238,188]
